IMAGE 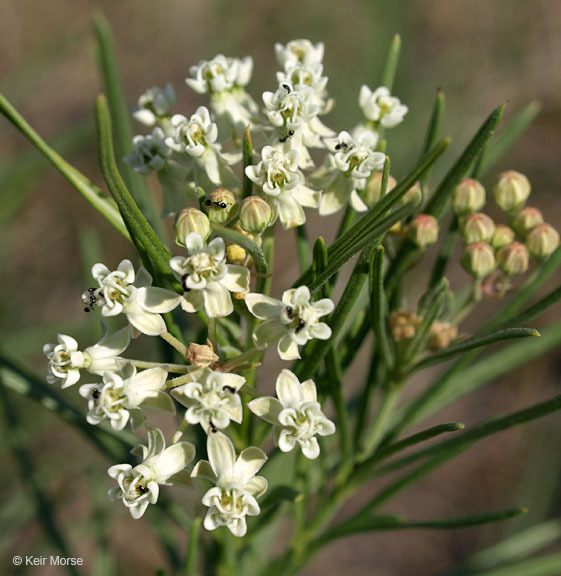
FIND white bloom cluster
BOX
[43,36,416,535]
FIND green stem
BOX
[127,359,190,373]
[208,317,218,353]
[184,517,202,576]
[295,224,310,274]
[161,332,188,357]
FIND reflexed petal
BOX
[276,192,305,229]
[308,322,332,340]
[292,184,319,208]
[247,397,283,425]
[191,459,217,483]
[146,425,166,457]
[278,428,297,452]
[137,287,182,313]
[318,418,336,436]
[61,369,81,389]
[300,380,318,403]
[208,431,236,479]
[203,510,221,531]
[141,391,176,414]
[117,259,136,283]
[276,369,303,408]
[126,305,167,336]
[233,447,267,484]
[228,516,247,537]
[254,321,287,349]
[181,290,204,313]
[350,189,369,213]
[221,373,246,392]
[318,177,351,216]
[108,463,131,479]
[130,500,150,519]
[277,335,300,360]
[134,266,153,288]
[313,298,334,316]
[245,476,268,498]
[153,442,196,483]
[91,263,110,280]
[222,266,250,293]
[89,325,131,359]
[244,293,283,320]
[203,282,233,318]
[301,437,320,459]
[58,334,78,350]
[166,469,194,489]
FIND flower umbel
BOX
[108,425,195,519]
[248,369,335,459]
[245,286,334,360]
[192,431,267,536]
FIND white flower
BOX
[171,368,245,432]
[359,85,408,128]
[132,83,176,127]
[170,233,250,318]
[192,431,267,536]
[108,425,195,519]
[82,260,182,336]
[43,326,131,389]
[248,369,335,459]
[276,61,332,115]
[262,83,331,169]
[318,130,386,215]
[165,107,239,189]
[274,39,325,67]
[185,54,257,137]
[79,363,175,431]
[244,286,334,360]
[245,146,319,229]
[124,127,171,174]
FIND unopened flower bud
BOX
[364,172,397,208]
[226,243,247,265]
[401,181,423,206]
[452,178,486,215]
[204,188,238,224]
[175,208,211,245]
[491,225,515,250]
[238,196,273,234]
[526,224,560,260]
[493,171,531,212]
[186,340,218,368]
[429,321,458,350]
[408,214,439,248]
[497,242,529,276]
[461,212,495,244]
[511,206,543,238]
[461,242,496,278]
[389,311,422,342]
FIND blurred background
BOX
[1,0,561,574]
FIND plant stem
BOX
[161,332,188,356]
[128,359,189,373]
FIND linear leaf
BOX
[380,34,401,91]
[0,93,129,239]
[242,125,254,197]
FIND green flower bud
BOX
[363,172,397,208]
[511,206,543,238]
[461,242,496,278]
[526,223,560,260]
[204,188,238,224]
[460,212,495,244]
[408,214,439,248]
[491,225,515,250]
[493,170,531,212]
[238,196,273,234]
[174,207,210,245]
[497,242,529,276]
[452,178,486,215]
[401,181,423,206]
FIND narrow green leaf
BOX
[380,34,401,91]
[92,13,160,232]
[211,223,268,275]
[0,93,129,239]
[94,95,179,289]
[324,506,526,542]
[425,103,505,219]
[422,89,446,164]
[466,552,561,576]
[451,519,561,575]
[312,237,329,300]
[505,284,561,328]
[242,125,254,198]
[370,247,393,368]
[296,246,374,381]
[184,516,201,576]
[478,100,541,178]
[413,327,540,371]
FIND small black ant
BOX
[209,421,217,433]
[295,319,306,334]
[279,129,295,143]
[285,306,294,320]
[181,274,191,292]
[205,199,227,209]
[282,83,291,93]
[92,388,100,400]
[82,287,98,312]
[137,484,149,495]
[335,142,348,151]
[223,386,236,394]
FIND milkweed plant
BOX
[2,17,561,576]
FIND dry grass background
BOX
[1,1,561,574]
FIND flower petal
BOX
[141,391,176,414]
[153,442,196,483]
[277,335,300,360]
[191,459,217,483]
[126,303,167,336]
[244,293,283,320]
[233,447,267,484]
[300,380,318,403]
[181,290,204,313]
[276,369,303,408]
[247,397,283,424]
[254,321,287,350]
[221,265,250,293]
[203,282,233,318]
[137,286,182,313]
[207,431,236,480]
[301,437,320,459]
[245,476,268,498]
